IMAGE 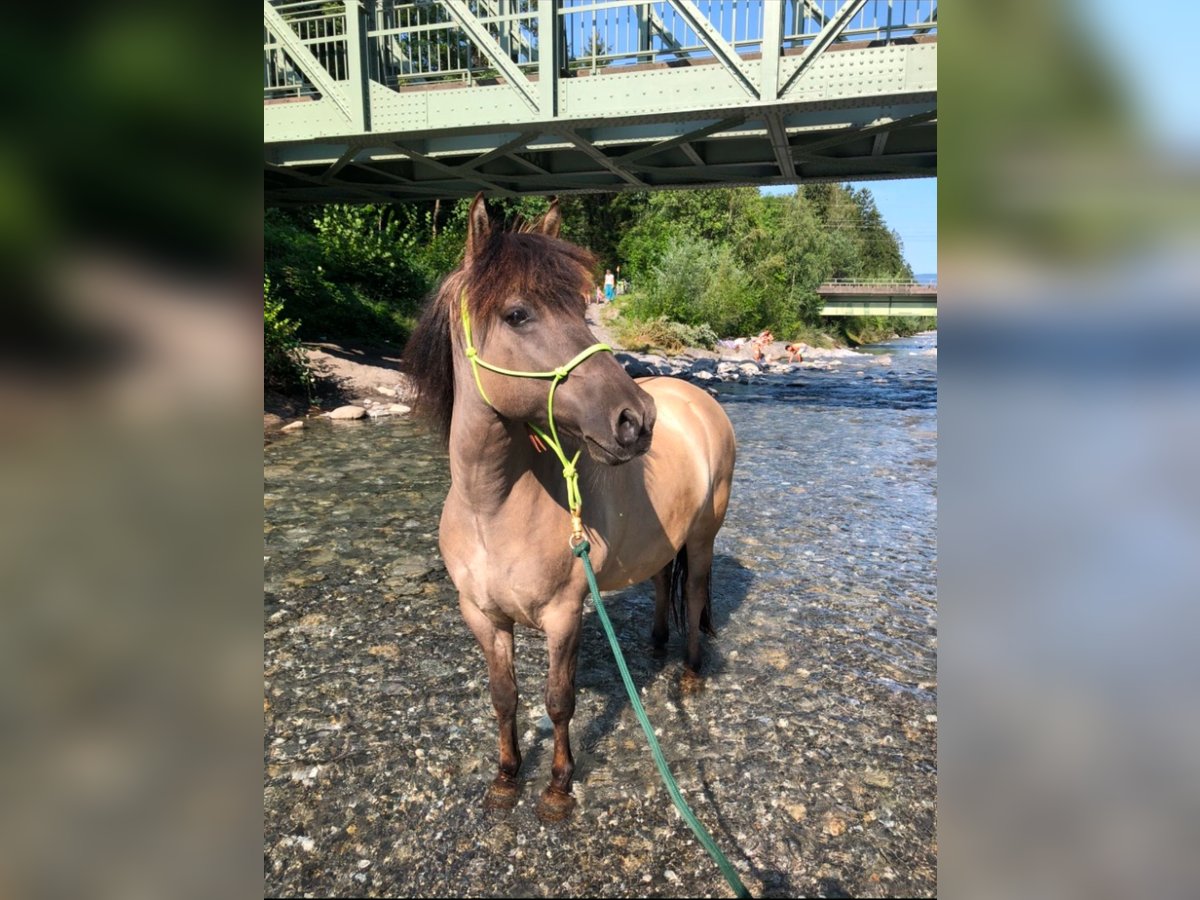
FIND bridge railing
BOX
[559,0,766,71]
[558,1,939,73]
[783,0,938,49]
[369,0,541,90]
[264,1,351,100]
[265,0,936,98]
[820,279,937,293]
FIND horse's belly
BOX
[592,529,678,591]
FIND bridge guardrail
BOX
[819,280,937,293]
[265,2,350,100]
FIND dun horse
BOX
[405,195,736,821]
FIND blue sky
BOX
[762,178,938,275]
[1084,0,1200,153]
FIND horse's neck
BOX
[447,395,537,516]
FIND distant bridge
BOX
[818,279,936,316]
[264,1,937,204]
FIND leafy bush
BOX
[264,275,312,395]
[617,218,679,284]
[627,236,717,324]
[312,205,424,301]
[625,238,767,338]
[264,207,426,344]
[614,315,717,354]
[835,315,936,346]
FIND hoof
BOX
[535,787,576,823]
[680,668,706,694]
[483,776,520,810]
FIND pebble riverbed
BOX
[264,332,937,898]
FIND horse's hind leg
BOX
[651,568,670,654]
[683,536,717,678]
[536,601,583,822]
[459,596,522,809]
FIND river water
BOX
[264,332,937,898]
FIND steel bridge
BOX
[817,278,936,316]
[264,0,936,204]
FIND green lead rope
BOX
[573,539,752,900]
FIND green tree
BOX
[263,178,927,396]
[746,191,831,330]
[852,188,912,278]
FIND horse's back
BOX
[639,376,736,482]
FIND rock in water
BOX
[329,405,366,420]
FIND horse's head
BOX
[455,194,655,464]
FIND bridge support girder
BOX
[264,0,937,203]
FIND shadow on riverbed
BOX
[495,554,785,886]
[560,554,800,897]
[579,554,752,737]
[512,555,753,777]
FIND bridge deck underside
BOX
[265,6,936,205]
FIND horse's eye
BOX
[504,307,530,327]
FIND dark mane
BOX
[404,228,597,442]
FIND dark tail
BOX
[668,545,716,636]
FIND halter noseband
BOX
[459,289,613,543]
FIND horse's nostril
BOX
[616,408,641,447]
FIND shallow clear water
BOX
[265,333,937,898]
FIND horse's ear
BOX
[537,198,562,239]
[466,192,491,260]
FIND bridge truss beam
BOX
[265,0,937,204]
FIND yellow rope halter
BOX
[459,289,613,542]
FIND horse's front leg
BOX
[459,595,522,809]
[536,598,583,822]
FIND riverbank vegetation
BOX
[264,185,933,391]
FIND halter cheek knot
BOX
[553,366,570,380]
